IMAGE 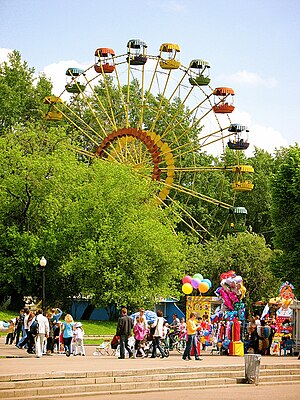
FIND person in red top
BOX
[182,312,203,361]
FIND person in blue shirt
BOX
[51,308,63,323]
[61,314,74,357]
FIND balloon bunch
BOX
[215,270,246,321]
[181,274,212,295]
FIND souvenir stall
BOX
[269,282,296,356]
[211,270,246,356]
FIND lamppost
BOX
[39,256,47,310]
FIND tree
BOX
[271,144,300,296]
[0,50,52,133]
[0,123,187,310]
[185,233,279,311]
[241,148,275,243]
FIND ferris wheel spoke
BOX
[57,106,101,146]
[163,180,233,208]
[113,62,129,125]
[140,57,161,123]
[150,69,172,132]
[161,94,213,142]
[155,194,206,239]
[84,76,117,131]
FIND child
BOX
[179,318,187,340]
[73,322,85,356]
[5,320,15,345]
[133,316,146,358]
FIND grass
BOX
[0,310,117,337]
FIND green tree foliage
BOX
[0,123,186,310]
[239,148,276,243]
[186,233,279,311]
[271,145,300,296]
[0,50,52,133]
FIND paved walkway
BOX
[1,337,300,399]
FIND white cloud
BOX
[228,70,277,88]
[0,48,12,64]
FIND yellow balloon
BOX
[198,281,209,293]
[182,282,193,295]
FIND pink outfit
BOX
[134,323,146,341]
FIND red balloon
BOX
[182,275,192,284]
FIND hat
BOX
[140,308,145,312]
[75,322,82,328]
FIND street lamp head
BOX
[40,256,47,268]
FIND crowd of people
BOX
[5,307,85,358]
[115,307,204,361]
[245,315,298,358]
[4,307,299,360]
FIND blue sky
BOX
[1,0,299,155]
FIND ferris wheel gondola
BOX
[227,124,250,150]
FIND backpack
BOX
[264,326,271,339]
[111,335,120,349]
[30,318,39,336]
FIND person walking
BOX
[5,320,15,345]
[51,308,63,323]
[35,309,50,358]
[61,314,75,357]
[73,322,86,356]
[116,307,134,359]
[150,310,166,358]
[14,309,25,346]
[16,307,30,350]
[133,316,146,358]
[182,312,203,361]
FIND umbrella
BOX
[130,310,157,324]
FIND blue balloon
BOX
[201,278,212,288]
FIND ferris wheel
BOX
[44,39,254,239]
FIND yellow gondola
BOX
[159,43,180,70]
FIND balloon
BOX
[182,275,192,284]
[234,275,243,283]
[182,282,193,295]
[191,278,201,289]
[198,281,209,293]
[193,273,203,281]
[201,278,212,288]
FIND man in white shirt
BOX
[35,309,50,358]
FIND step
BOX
[0,378,239,399]
[0,363,299,399]
[0,364,244,383]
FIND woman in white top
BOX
[150,310,166,358]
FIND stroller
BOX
[95,340,114,356]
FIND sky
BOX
[1,0,300,156]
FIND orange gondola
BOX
[94,48,115,73]
[212,87,235,113]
